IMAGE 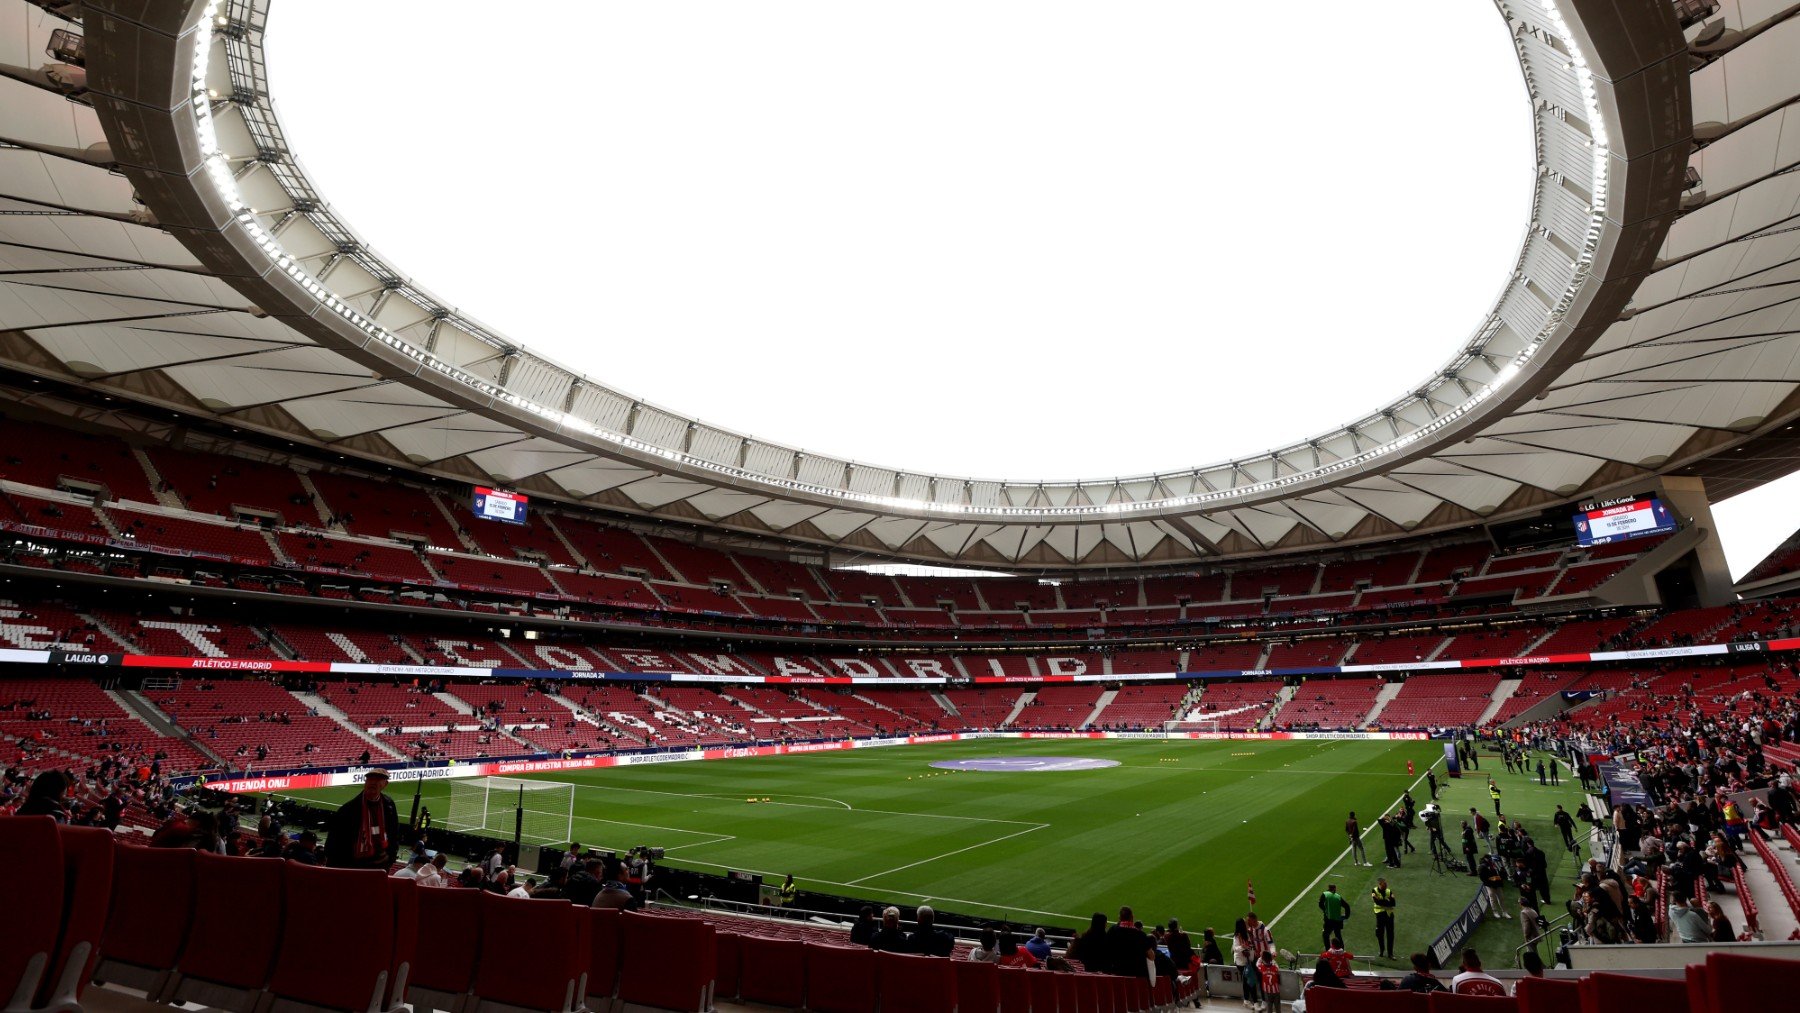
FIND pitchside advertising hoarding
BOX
[1572,494,1677,547]
[195,729,1434,794]
[471,486,528,525]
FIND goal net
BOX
[443,777,576,846]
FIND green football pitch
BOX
[278,737,1587,969]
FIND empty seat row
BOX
[1306,954,1793,1013]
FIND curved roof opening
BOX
[265,0,1530,481]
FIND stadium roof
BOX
[0,0,1796,568]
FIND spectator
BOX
[968,926,999,963]
[906,905,955,957]
[325,769,399,869]
[393,854,430,880]
[1668,895,1710,943]
[1520,951,1546,978]
[1308,956,1346,990]
[506,876,531,899]
[869,906,910,953]
[1200,927,1224,966]
[849,905,878,947]
[1450,949,1507,996]
[17,770,71,822]
[1068,912,1108,969]
[1024,927,1053,963]
[565,859,602,906]
[1319,937,1353,979]
[1396,953,1446,993]
[1256,951,1282,1013]
[1233,918,1262,1010]
[593,857,632,910]
[283,830,323,865]
[416,853,448,888]
[1104,905,1153,978]
[996,929,1039,968]
[1706,901,1735,942]
[1166,918,1195,971]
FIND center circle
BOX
[931,756,1121,772]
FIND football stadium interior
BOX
[4,0,1800,1011]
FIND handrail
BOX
[652,893,1077,946]
[1515,911,1572,967]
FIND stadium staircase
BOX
[292,691,406,761]
[1361,681,1405,727]
[1475,678,1523,725]
[1739,837,1800,940]
[129,446,185,509]
[931,689,959,718]
[1000,691,1035,728]
[541,514,592,569]
[1080,689,1116,729]
[79,611,141,654]
[1263,684,1296,728]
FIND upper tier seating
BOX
[429,553,557,596]
[272,627,413,665]
[451,505,581,566]
[1,491,110,543]
[146,447,312,522]
[308,472,462,548]
[1347,635,1449,666]
[106,506,277,564]
[277,531,433,583]
[0,417,156,502]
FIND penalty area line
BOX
[844,822,1049,886]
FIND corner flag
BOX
[1247,879,1256,906]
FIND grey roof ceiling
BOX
[0,0,1795,568]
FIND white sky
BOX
[262,1,1799,576]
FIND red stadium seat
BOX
[1702,953,1790,1013]
[1515,977,1581,1013]
[1308,989,1432,1013]
[1431,993,1518,1013]
[470,894,586,1013]
[802,944,877,1013]
[0,817,63,1013]
[997,966,1034,1013]
[384,877,418,1012]
[1075,972,1102,1013]
[408,886,480,1013]
[954,959,1000,1013]
[40,825,112,1011]
[874,952,955,1013]
[94,845,194,999]
[267,864,397,1013]
[1683,964,1712,1013]
[1053,971,1081,1012]
[1579,973,1686,1013]
[584,908,623,1013]
[712,932,742,1004]
[167,853,285,1011]
[736,936,805,1008]
[617,912,714,1013]
[1127,976,1153,1012]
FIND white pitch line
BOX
[845,822,1049,886]
[569,811,735,842]
[661,854,1086,922]
[566,780,1041,826]
[1265,758,1440,931]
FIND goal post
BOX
[443,776,576,846]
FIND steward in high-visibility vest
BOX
[1370,880,1398,960]
[780,874,798,906]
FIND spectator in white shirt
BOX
[392,854,429,880]
[415,854,448,888]
[1450,949,1508,996]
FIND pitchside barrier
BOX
[194,728,1434,794]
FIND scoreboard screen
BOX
[1572,495,1676,547]
[472,486,528,526]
